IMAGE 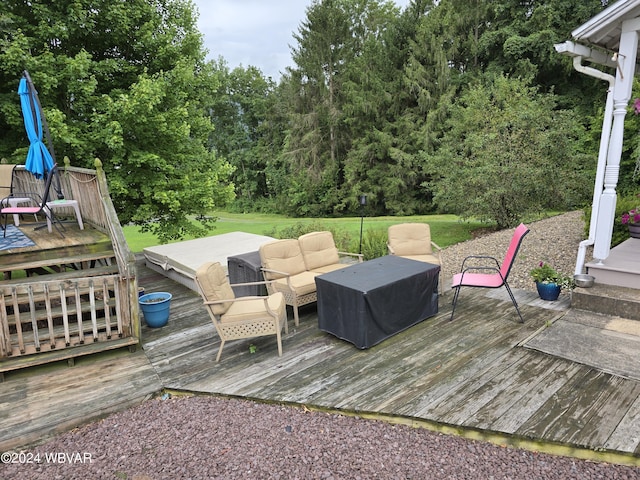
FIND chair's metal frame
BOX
[0,164,64,237]
[450,224,530,323]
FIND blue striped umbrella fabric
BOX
[18,75,55,179]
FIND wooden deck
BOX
[1,163,140,374]
[1,256,639,466]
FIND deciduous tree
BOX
[431,74,591,228]
[0,0,234,242]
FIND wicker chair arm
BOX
[204,296,260,305]
[203,295,280,318]
[338,251,364,263]
[260,267,294,288]
[229,279,279,288]
[260,267,290,277]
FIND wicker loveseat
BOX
[259,231,363,326]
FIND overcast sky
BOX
[192,0,412,81]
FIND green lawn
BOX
[123,211,484,253]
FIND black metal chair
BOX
[0,164,64,237]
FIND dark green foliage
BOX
[430,74,591,228]
[0,0,617,233]
[358,228,389,261]
[265,221,353,252]
[0,0,235,243]
[207,61,276,209]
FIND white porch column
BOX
[593,21,640,261]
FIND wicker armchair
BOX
[387,223,443,293]
[195,262,287,362]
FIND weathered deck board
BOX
[475,355,584,433]
[515,370,640,447]
[605,394,640,453]
[2,255,639,464]
[134,258,640,460]
[0,348,160,451]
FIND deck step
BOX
[0,264,120,286]
[571,283,640,321]
[585,238,640,289]
[2,251,116,275]
[0,337,139,377]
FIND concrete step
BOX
[571,283,640,321]
[585,238,640,289]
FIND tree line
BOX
[1,0,638,242]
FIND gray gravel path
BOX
[4,211,636,480]
[441,211,587,292]
[1,395,638,479]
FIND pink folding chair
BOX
[450,223,530,323]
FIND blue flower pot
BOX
[139,292,172,328]
[535,282,561,301]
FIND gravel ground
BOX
[4,211,636,480]
[440,210,588,292]
[2,395,638,480]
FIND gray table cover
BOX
[316,255,439,349]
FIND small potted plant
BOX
[529,262,575,301]
[620,195,640,239]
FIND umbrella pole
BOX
[23,71,64,200]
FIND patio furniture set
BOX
[195,226,444,361]
[194,223,529,361]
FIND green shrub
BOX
[265,221,353,252]
[357,228,388,261]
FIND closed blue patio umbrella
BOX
[18,70,63,198]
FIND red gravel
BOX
[2,395,639,479]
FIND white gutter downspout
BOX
[572,55,615,275]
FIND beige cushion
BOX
[388,223,433,256]
[299,231,340,270]
[221,292,285,323]
[0,164,15,200]
[195,262,235,315]
[272,271,318,295]
[259,239,306,280]
[400,254,440,265]
[310,264,347,274]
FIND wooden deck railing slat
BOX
[0,294,9,356]
[9,310,120,345]
[3,280,122,358]
[2,251,117,274]
[1,161,140,366]
[44,283,55,349]
[60,283,71,346]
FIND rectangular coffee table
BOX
[315,255,439,349]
